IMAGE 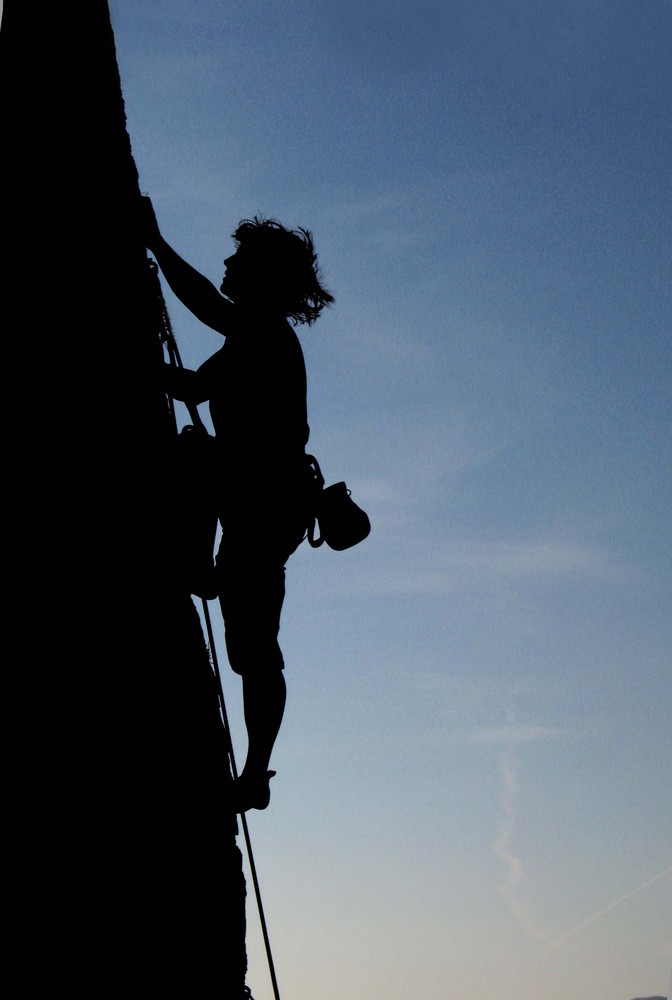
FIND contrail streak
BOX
[491,749,520,891]
[492,748,546,941]
[544,865,672,954]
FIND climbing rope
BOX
[147,258,181,435]
[201,597,282,1000]
[147,256,282,1000]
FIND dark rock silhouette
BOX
[2,3,248,995]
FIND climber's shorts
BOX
[214,501,308,677]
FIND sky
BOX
[108,2,671,998]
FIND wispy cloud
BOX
[455,539,626,580]
[491,744,549,942]
[470,723,557,745]
[544,866,672,954]
[327,532,632,597]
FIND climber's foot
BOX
[232,770,276,814]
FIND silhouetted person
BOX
[141,196,334,813]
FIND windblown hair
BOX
[232,215,334,325]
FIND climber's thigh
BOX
[216,556,287,677]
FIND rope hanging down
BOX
[147,257,281,1000]
[201,597,282,1000]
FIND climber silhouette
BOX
[141,195,334,813]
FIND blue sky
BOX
[109,2,671,997]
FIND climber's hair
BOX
[232,215,334,325]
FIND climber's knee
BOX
[224,626,285,677]
[217,557,287,676]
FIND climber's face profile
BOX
[221,246,286,317]
[221,246,270,303]
[220,249,249,302]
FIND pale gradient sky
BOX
[109,2,671,998]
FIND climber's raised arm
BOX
[140,196,233,336]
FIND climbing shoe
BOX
[232,770,276,813]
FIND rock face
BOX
[2,3,248,994]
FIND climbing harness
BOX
[148,257,282,1000]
